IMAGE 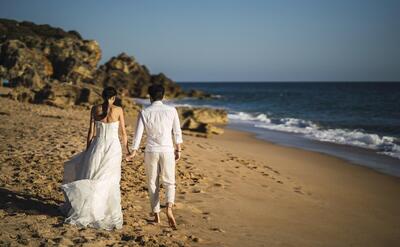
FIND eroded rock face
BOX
[0,40,53,89]
[45,38,101,83]
[0,19,101,85]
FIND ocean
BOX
[176,82,400,177]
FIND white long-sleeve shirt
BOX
[132,101,183,152]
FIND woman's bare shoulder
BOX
[111,105,123,112]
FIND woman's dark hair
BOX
[101,86,117,118]
[148,84,165,101]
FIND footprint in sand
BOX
[196,144,206,149]
[226,169,235,174]
[210,227,226,233]
[192,188,204,193]
[293,186,305,195]
[213,183,224,188]
[187,205,203,214]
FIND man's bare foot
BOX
[153,212,161,224]
[166,204,177,230]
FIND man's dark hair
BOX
[148,84,165,101]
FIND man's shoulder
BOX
[163,104,177,111]
[144,103,176,112]
[162,105,179,116]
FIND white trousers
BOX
[144,152,176,213]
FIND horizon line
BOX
[177,81,400,83]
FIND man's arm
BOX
[173,108,183,161]
[172,108,183,146]
[132,111,145,151]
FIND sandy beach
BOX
[1,96,400,246]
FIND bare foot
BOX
[166,205,177,230]
[153,212,161,224]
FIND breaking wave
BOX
[229,111,400,159]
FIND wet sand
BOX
[0,96,399,246]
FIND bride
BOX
[60,86,130,230]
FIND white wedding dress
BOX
[61,121,123,230]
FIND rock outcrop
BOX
[186,89,213,99]
[0,18,207,102]
[32,83,103,108]
[177,107,227,135]
[92,53,185,98]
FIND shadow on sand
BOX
[0,187,62,217]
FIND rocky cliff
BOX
[0,18,224,134]
[0,18,206,101]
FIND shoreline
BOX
[227,122,400,178]
[193,127,400,246]
[176,82,400,167]
[225,126,400,180]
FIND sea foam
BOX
[229,111,400,160]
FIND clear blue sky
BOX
[0,0,399,82]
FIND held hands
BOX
[174,149,181,162]
[125,149,137,162]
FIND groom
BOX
[126,84,182,229]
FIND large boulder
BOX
[177,107,228,125]
[177,107,227,135]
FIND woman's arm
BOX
[86,106,96,150]
[119,107,130,154]
[126,111,143,162]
